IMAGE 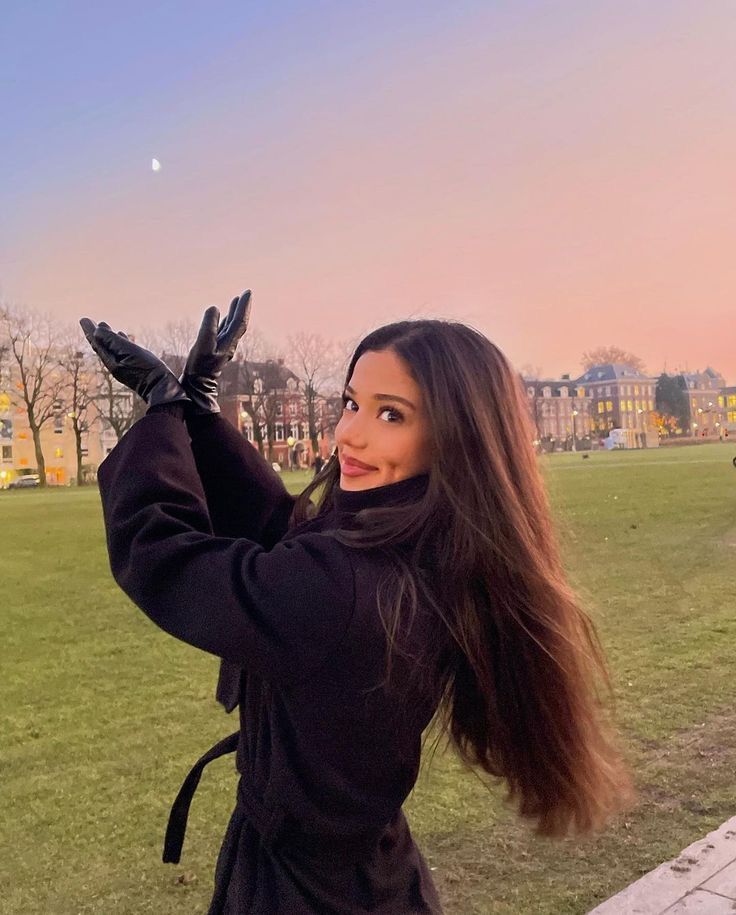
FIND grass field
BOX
[2,444,736,914]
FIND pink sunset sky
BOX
[3,1,735,382]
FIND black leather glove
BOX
[79,319,191,408]
[180,289,252,414]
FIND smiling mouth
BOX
[341,457,377,471]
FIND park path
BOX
[589,815,736,913]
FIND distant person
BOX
[313,454,324,475]
[80,293,631,914]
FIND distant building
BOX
[218,357,337,468]
[2,399,115,486]
[718,386,736,439]
[678,368,726,437]
[524,376,594,450]
[576,364,658,448]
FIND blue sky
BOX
[3,1,735,381]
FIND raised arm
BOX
[97,413,355,685]
[185,412,296,546]
[178,292,298,546]
[178,291,299,706]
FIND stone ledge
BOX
[588,815,736,913]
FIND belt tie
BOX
[162,730,239,864]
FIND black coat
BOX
[96,410,443,914]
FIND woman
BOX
[80,292,631,914]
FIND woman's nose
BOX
[336,413,368,448]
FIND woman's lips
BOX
[340,457,377,476]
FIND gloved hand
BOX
[79,319,191,408]
[180,289,252,414]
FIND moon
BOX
[152,158,161,172]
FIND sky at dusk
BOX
[3,1,735,382]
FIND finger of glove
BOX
[218,296,238,333]
[79,318,111,367]
[80,323,117,373]
[79,318,97,345]
[220,290,251,352]
[93,323,139,361]
[216,295,239,341]
[193,306,220,355]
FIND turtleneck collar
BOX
[333,472,429,514]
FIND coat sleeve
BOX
[185,412,298,708]
[96,413,356,685]
[185,412,297,548]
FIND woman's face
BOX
[335,348,431,490]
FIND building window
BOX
[1,445,11,461]
[289,402,297,416]
[54,413,64,433]
[276,403,283,416]
[605,386,611,396]
[276,423,284,441]
[542,387,551,398]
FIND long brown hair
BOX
[292,319,632,836]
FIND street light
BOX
[286,435,296,470]
[571,409,578,452]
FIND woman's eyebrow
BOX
[344,384,416,411]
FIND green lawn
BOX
[2,446,736,914]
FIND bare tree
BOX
[59,334,97,485]
[0,341,9,384]
[287,332,343,459]
[261,391,281,463]
[90,366,146,443]
[141,318,198,369]
[229,329,281,457]
[581,347,647,374]
[0,334,11,453]
[0,303,66,486]
[519,362,544,381]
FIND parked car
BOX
[8,474,40,489]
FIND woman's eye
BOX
[340,396,403,423]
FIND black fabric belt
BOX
[163,730,386,866]
[163,730,240,864]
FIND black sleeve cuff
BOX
[147,401,187,421]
